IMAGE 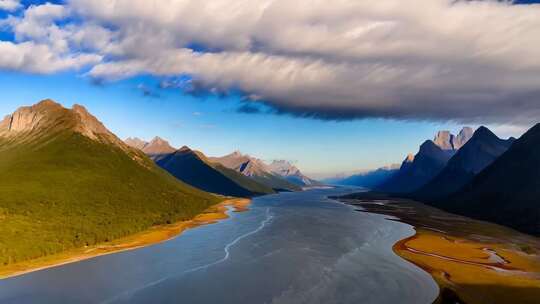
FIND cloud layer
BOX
[1,0,540,124]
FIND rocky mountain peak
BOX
[404,153,415,163]
[125,137,148,150]
[433,131,454,150]
[178,145,192,152]
[432,127,473,151]
[269,160,301,176]
[0,99,118,142]
[143,136,176,156]
[453,127,474,150]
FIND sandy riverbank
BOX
[0,198,251,280]
[341,197,540,304]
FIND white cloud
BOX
[0,0,20,12]
[4,0,540,123]
[0,40,101,73]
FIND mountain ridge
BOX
[0,99,219,266]
[415,126,514,201]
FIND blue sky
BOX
[1,0,538,177]
[0,70,480,177]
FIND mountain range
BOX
[437,124,540,235]
[414,126,514,201]
[377,127,473,193]
[325,165,399,188]
[209,152,302,191]
[0,100,218,266]
[153,146,275,197]
[267,160,321,187]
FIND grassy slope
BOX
[0,131,219,266]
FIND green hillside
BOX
[0,102,219,266]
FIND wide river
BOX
[0,187,438,304]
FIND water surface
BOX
[0,188,438,304]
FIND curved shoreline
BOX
[343,198,540,304]
[0,198,251,280]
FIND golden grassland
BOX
[344,199,540,304]
[396,229,540,304]
[0,198,251,280]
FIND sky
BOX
[0,0,539,178]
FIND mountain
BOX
[125,137,148,150]
[433,127,474,150]
[0,100,218,266]
[439,123,540,235]
[156,146,275,197]
[210,152,301,191]
[267,160,320,187]
[125,136,176,160]
[415,126,514,201]
[332,165,399,188]
[377,127,473,193]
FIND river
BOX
[0,187,438,304]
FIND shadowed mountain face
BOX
[415,126,514,201]
[377,127,473,194]
[156,146,274,197]
[210,152,301,191]
[442,123,540,236]
[0,100,218,266]
[267,160,320,187]
[377,140,456,193]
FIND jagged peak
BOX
[404,153,415,163]
[178,145,192,152]
[474,125,495,137]
[150,136,168,144]
[1,99,114,140]
[142,136,176,155]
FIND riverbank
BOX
[0,198,251,280]
[339,196,540,304]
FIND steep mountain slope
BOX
[377,127,473,193]
[415,127,514,201]
[377,140,456,193]
[268,160,320,187]
[156,146,274,197]
[334,165,399,188]
[0,100,219,266]
[210,152,301,191]
[440,123,540,235]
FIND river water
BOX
[0,187,438,304]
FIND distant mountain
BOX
[332,165,399,188]
[125,136,176,160]
[268,160,321,187]
[377,127,473,193]
[0,100,218,266]
[433,127,473,151]
[156,146,275,197]
[440,123,540,236]
[415,126,514,201]
[210,152,301,191]
[125,137,148,150]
